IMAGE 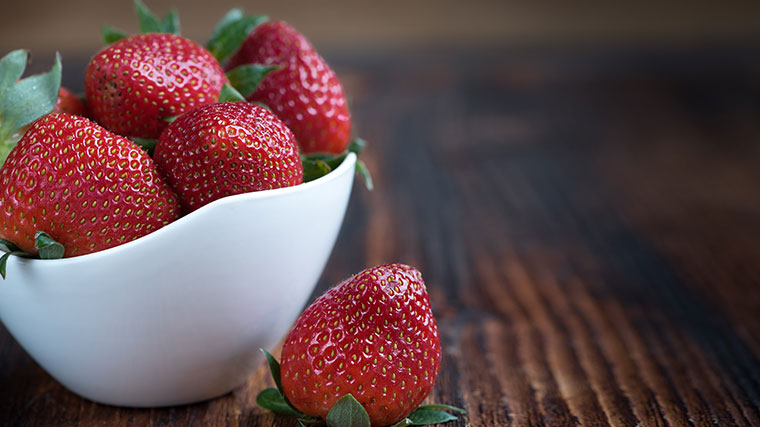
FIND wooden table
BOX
[2,47,760,426]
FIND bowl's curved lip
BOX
[9,153,357,267]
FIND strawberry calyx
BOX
[225,64,279,98]
[207,10,267,64]
[218,83,247,103]
[131,137,158,156]
[0,50,61,167]
[101,0,180,46]
[208,10,276,98]
[0,239,27,280]
[256,349,464,427]
[0,232,64,280]
[302,138,374,190]
[102,26,128,45]
[258,349,321,424]
[134,0,179,35]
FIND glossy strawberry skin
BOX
[54,87,88,117]
[0,114,180,257]
[85,33,227,139]
[226,21,351,154]
[153,102,303,213]
[280,264,441,426]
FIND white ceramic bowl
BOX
[0,153,356,407]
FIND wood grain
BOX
[2,47,760,426]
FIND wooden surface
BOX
[2,47,760,426]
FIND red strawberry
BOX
[53,87,88,117]
[226,21,351,154]
[84,33,227,139]
[152,102,303,213]
[0,113,180,257]
[279,264,441,426]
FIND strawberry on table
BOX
[225,20,352,154]
[153,101,303,213]
[84,33,227,139]
[0,113,180,260]
[257,264,465,427]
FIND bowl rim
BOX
[6,152,357,267]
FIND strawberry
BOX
[225,20,352,154]
[278,264,442,426]
[53,87,88,117]
[84,33,227,139]
[0,113,180,259]
[152,101,303,213]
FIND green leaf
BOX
[355,159,374,191]
[0,50,27,98]
[35,231,64,259]
[218,83,246,102]
[415,404,466,414]
[0,239,33,280]
[0,238,22,253]
[0,252,11,280]
[254,102,272,112]
[161,9,180,35]
[207,15,268,63]
[258,349,306,417]
[390,419,413,427]
[226,64,279,98]
[0,250,32,280]
[134,0,162,33]
[326,394,370,427]
[261,349,285,394]
[0,52,61,157]
[406,409,458,425]
[301,138,373,189]
[348,137,366,155]
[210,9,243,43]
[302,158,333,183]
[102,25,128,45]
[163,115,179,123]
[256,388,303,416]
[302,151,347,170]
[131,137,157,155]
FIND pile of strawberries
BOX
[0,2,464,426]
[0,1,368,265]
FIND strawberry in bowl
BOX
[84,33,228,139]
[0,0,373,408]
[0,36,357,409]
[225,20,352,154]
[0,113,180,258]
[153,102,303,213]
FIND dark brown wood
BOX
[3,46,760,426]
